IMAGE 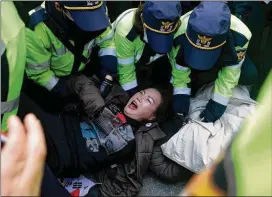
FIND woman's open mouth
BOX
[128,100,138,110]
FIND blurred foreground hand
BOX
[1,114,47,196]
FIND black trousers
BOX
[18,93,135,178]
[18,93,78,177]
[41,165,71,197]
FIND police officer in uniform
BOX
[172,2,258,122]
[25,1,117,112]
[114,1,182,95]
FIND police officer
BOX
[25,1,117,111]
[1,2,26,131]
[172,2,258,122]
[180,70,272,196]
[115,1,182,95]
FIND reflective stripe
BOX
[173,87,191,95]
[135,53,141,62]
[28,2,45,16]
[170,77,173,84]
[27,60,50,70]
[227,57,245,69]
[121,80,138,91]
[98,48,116,57]
[55,46,69,56]
[95,30,114,45]
[0,39,5,56]
[212,93,229,106]
[175,64,189,71]
[1,96,20,114]
[112,9,135,30]
[45,75,59,91]
[84,40,95,50]
[118,57,134,65]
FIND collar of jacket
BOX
[137,122,166,141]
[105,83,130,104]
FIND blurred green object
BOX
[230,2,272,99]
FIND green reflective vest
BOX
[1,2,26,131]
[114,8,183,91]
[26,2,116,91]
[170,11,252,106]
[220,70,272,195]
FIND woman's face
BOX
[124,88,162,122]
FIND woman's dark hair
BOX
[152,87,172,123]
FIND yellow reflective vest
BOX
[26,2,116,91]
[1,2,26,132]
[171,11,252,106]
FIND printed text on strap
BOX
[1,96,20,114]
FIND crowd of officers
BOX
[2,1,270,196]
[1,1,259,133]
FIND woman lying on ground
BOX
[32,74,189,182]
[18,74,192,196]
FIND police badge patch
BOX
[160,21,175,33]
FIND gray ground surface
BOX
[139,173,185,196]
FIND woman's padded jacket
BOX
[65,75,189,196]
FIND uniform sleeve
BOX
[25,25,59,91]
[213,42,248,106]
[170,46,191,95]
[95,26,117,75]
[115,31,137,91]
[212,15,252,106]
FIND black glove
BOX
[51,78,69,97]
[174,113,189,126]
[126,86,138,97]
[173,94,190,115]
[200,99,227,123]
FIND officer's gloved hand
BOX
[173,94,190,115]
[100,75,113,98]
[173,113,188,127]
[51,78,69,97]
[126,86,138,97]
[200,99,227,123]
